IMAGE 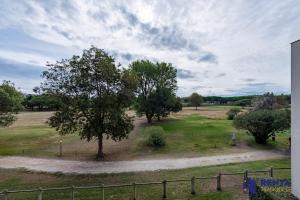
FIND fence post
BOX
[101,184,105,200]
[3,190,8,200]
[133,182,137,200]
[244,170,248,181]
[38,187,43,200]
[71,185,75,200]
[162,180,167,199]
[191,177,196,195]
[59,140,63,157]
[217,173,221,191]
[270,167,273,178]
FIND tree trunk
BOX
[271,133,276,141]
[255,136,267,144]
[196,106,198,110]
[146,113,152,123]
[96,134,104,160]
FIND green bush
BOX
[234,109,290,144]
[145,126,166,147]
[226,108,241,120]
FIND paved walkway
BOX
[0,151,286,174]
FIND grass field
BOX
[133,115,237,156]
[0,106,291,160]
[133,114,290,158]
[0,159,290,200]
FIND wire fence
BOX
[0,167,291,200]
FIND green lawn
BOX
[202,105,242,111]
[134,114,290,157]
[0,113,290,159]
[243,129,291,150]
[0,159,290,200]
[0,126,76,156]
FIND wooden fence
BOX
[0,167,291,200]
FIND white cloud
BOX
[0,49,55,67]
[0,0,298,96]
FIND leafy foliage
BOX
[252,92,288,111]
[226,108,241,120]
[22,94,61,111]
[144,126,166,147]
[41,47,136,159]
[130,60,181,123]
[0,81,23,127]
[234,99,252,107]
[203,95,257,105]
[233,109,290,144]
[189,92,203,110]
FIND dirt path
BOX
[0,151,287,174]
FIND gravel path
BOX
[0,151,286,174]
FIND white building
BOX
[291,39,300,198]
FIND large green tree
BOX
[41,47,136,159]
[233,109,290,144]
[129,60,181,123]
[189,92,203,110]
[0,81,23,126]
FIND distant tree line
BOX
[22,94,61,111]
[181,94,290,107]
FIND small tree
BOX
[130,60,181,123]
[233,109,290,144]
[226,108,241,120]
[41,47,136,160]
[0,81,23,127]
[189,93,203,110]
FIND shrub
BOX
[233,109,290,144]
[226,108,241,120]
[145,126,166,147]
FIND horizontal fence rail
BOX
[0,167,291,200]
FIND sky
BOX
[0,0,299,96]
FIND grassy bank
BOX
[0,159,290,200]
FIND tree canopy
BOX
[22,94,61,111]
[0,81,23,127]
[129,60,181,123]
[233,109,290,144]
[41,47,136,159]
[189,92,203,110]
[252,92,288,110]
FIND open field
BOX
[133,115,246,158]
[0,159,290,200]
[0,106,291,160]
[172,106,242,119]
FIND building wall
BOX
[291,39,300,198]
